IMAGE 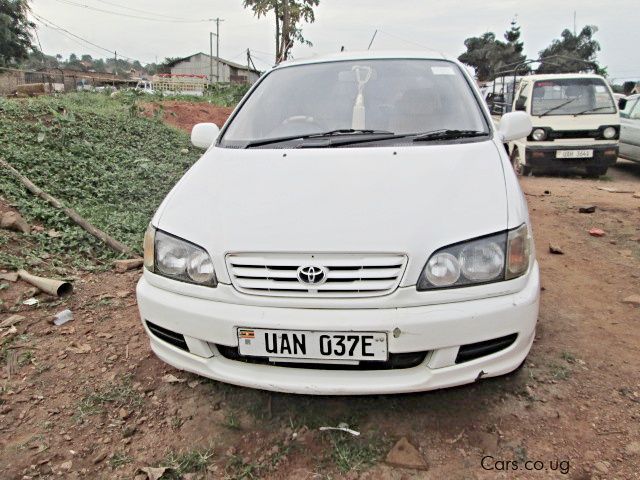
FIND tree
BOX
[536,25,606,75]
[0,0,35,66]
[242,0,319,62]
[458,20,529,82]
[93,58,106,72]
[622,81,636,95]
[19,50,59,69]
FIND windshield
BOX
[531,78,616,116]
[220,59,488,147]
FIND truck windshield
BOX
[531,78,616,116]
[219,59,488,148]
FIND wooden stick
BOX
[0,158,133,255]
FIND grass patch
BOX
[325,431,388,473]
[0,93,201,272]
[226,455,259,480]
[549,362,571,380]
[75,374,143,421]
[110,451,133,469]
[223,410,242,430]
[225,441,292,480]
[160,448,213,479]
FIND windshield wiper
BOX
[412,129,487,142]
[573,106,613,116]
[243,129,395,148]
[538,98,577,117]
[307,128,394,137]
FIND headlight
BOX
[143,223,155,271]
[602,126,616,139]
[531,128,547,141]
[424,253,461,287]
[145,227,217,287]
[417,224,531,290]
[506,223,531,279]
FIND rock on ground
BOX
[0,211,30,234]
[385,437,428,471]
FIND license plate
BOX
[555,149,593,159]
[237,328,388,361]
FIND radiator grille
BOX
[226,253,407,297]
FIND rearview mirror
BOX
[618,97,627,111]
[498,111,532,142]
[191,123,220,149]
[515,98,526,111]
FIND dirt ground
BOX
[1,123,640,477]
[141,101,234,132]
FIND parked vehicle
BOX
[507,73,621,177]
[136,51,538,395]
[75,78,94,92]
[135,80,155,95]
[619,94,640,162]
[135,75,205,97]
[482,76,524,115]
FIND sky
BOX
[30,0,640,82]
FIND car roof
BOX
[521,73,607,81]
[275,50,448,69]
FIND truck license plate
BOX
[556,149,593,159]
[237,328,388,361]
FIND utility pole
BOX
[216,18,220,82]
[209,32,214,84]
[114,51,117,76]
[367,30,378,50]
[209,18,224,84]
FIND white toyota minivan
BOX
[137,51,539,395]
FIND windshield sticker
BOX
[431,66,455,75]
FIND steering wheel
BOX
[281,115,323,128]
[269,115,324,137]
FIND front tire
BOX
[510,148,532,176]
[586,166,608,178]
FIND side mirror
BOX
[618,97,627,111]
[191,123,220,149]
[515,98,527,111]
[498,111,532,142]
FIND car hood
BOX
[156,141,508,286]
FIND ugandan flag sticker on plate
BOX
[238,329,255,343]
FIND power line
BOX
[91,0,203,21]
[52,0,218,23]
[32,11,149,63]
[36,21,107,58]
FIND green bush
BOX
[0,93,201,271]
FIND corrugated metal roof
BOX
[166,52,260,73]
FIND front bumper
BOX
[136,263,540,395]
[525,144,618,169]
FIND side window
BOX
[620,98,637,118]
[515,83,528,111]
[629,99,640,119]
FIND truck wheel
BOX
[509,148,531,176]
[586,166,608,178]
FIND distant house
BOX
[165,53,261,84]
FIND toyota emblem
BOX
[297,265,327,285]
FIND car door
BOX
[620,97,640,162]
